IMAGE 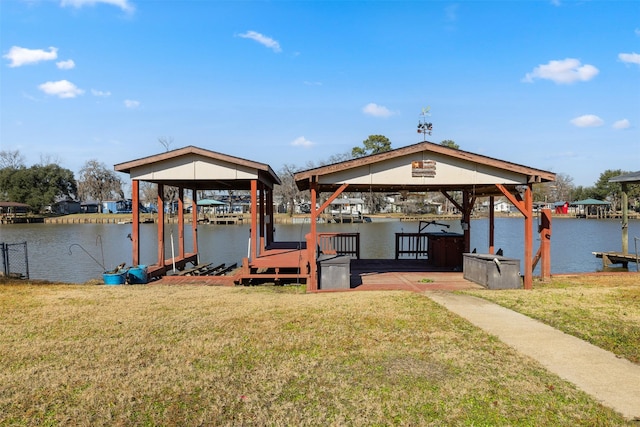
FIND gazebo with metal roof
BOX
[295,141,556,290]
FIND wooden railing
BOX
[395,233,429,259]
[318,232,360,259]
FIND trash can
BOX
[318,255,351,290]
[463,253,522,289]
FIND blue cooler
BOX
[127,265,148,284]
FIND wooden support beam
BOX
[496,184,534,289]
[266,187,274,246]
[250,180,258,260]
[192,188,198,262]
[539,208,552,281]
[131,180,140,266]
[440,190,463,213]
[307,180,319,291]
[157,184,165,269]
[622,183,629,254]
[318,183,350,213]
[259,182,265,253]
[523,185,533,290]
[488,195,495,254]
[178,187,185,259]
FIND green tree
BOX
[440,140,460,150]
[0,163,76,211]
[571,185,593,202]
[350,135,393,213]
[77,160,124,211]
[351,135,392,158]
[592,169,625,210]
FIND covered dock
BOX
[114,146,281,281]
[294,141,556,291]
[593,171,640,270]
[114,141,556,290]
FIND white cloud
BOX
[618,52,640,66]
[3,46,58,67]
[613,119,631,130]
[362,103,395,118]
[523,58,599,84]
[56,59,75,70]
[91,89,111,97]
[238,31,282,53]
[38,79,84,98]
[60,0,134,13]
[291,136,314,148]
[570,114,604,128]
[124,99,140,108]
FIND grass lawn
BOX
[464,273,640,365]
[0,278,635,426]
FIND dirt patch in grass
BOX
[464,273,640,364]
[0,282,631,426]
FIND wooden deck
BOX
[239,242,310,284]
[593,251,640,270]
[348,259,481,291]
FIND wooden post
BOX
[523,184,533,290]
[250,180,258,260]
[495,183,534,290]
[622,183,628,254]
[488,196,495,254]
[539,208,552,281]
[157,184,165,269]
[259,182,265,252]
[131,179,140,266]
[178,187,185,260]
[266,187,274,246]
[307,181,319,291]
[192,188,198,259]
[461,190,474,253]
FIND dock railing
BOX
[317,233,360,258]
[395,233,429,259]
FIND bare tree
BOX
[0,149,25,169]
[274,164,303,216]
[534,173,574,203]
[38,153,62,166]
[158,137,178,213]
[158,136,174,152]
[77,159,124,211]
[140,181,158,208]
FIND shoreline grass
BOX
[0,279,634,425]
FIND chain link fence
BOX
[1,242,29,279]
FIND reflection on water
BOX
[1,217,638,283]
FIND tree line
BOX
[0,150,124,212]
[1,137,638,215]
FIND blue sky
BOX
[1,0,639,187]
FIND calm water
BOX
[1,217,639,283]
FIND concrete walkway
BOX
[426,291,640,421]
